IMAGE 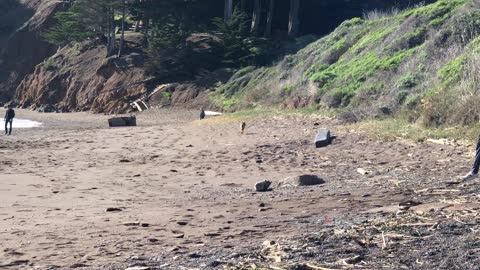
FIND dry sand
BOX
[0,109,479,270]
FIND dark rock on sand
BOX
[283,175,325,187]
[255,180,272,192]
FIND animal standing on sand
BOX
[240,122,246,135]
[4,105,15,136]
[199,108,206,120]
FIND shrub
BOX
[398,73,417,88]
[42,58,56,71]
[282,84,294,92]
[43,11,93,46]
[438,55,465,86]
[311,71,336,87]
[397,90,409,104]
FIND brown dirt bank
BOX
[15,40,149,114]
[0,109,478,269]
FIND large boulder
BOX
[255,180,272,192]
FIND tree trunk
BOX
[118,0,126,58]
[134,0,142,32]
[288,0,300,37]
[143,18,149,46]
[251,0,261,35]
[264,0,274,37]
[224,0,233,22]
[134,21,140,32]
[106,7,116,57]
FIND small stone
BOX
[204,232,221,237]
[259,203,266,207]
[177,221,188,226]
[357,168,369,175]
[106,207,123,212]
[123,222,140,226]
[210,260,225,267]
[188,253,202,258]
[255,180,272,192]
[70,263,88,268]
[169,246,180,252]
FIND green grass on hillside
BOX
[211,0,480,130]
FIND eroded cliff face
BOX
[0,0,66,104]
[16,40,149,114]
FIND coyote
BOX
[240,122,246,135]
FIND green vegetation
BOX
[43,11,93,46]
[353,117,480,143]
[45,0,276,77]
[210,9,272,67]
[349,24,398,53]
[212,0,480,130]
[282,84,294,92]
[398,74,417,89]
[42,57,56,71]
[438,55,465,86]
[162,92,171,99]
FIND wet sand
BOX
[0,109,479,269]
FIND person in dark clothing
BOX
[199,108,206,120]
[4,106,15,135]
[462,135,480,180]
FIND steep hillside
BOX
[0,0,66,105]
[215,0,480,126]
[16,40,149,114]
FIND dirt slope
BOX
[16,40,148,113]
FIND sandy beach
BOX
[1,109,479,270]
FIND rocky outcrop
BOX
[0,0,67,105]
[147,69,234,110]
[16,40,149,114]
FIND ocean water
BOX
[0,119,42,131]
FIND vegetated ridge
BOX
[214,0,480,127]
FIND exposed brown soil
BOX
[0,109,478,270]
[15,40,149,114]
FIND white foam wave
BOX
[0,119,43,130]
